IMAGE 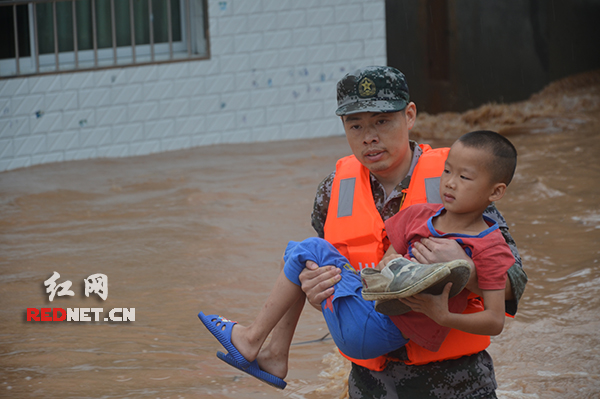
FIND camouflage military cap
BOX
[335,66,410,116]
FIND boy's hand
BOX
[400,283,453,326]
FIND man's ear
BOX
[489,183,507,202]
[405,102,417,129]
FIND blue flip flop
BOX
[217,351,287,390]
[198,312,251,369]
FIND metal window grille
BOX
[0,0,210,78]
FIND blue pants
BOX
[283,237,408,360]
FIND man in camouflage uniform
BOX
[299,66,528,398]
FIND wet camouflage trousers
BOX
[348,350,498,399]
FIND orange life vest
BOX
[324,145,490,370]
[324,155,391,371]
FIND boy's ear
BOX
[488,183,507,202]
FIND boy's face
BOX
[341,103,416,181]
[440,142,505,215]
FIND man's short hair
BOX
[458,130,517,185]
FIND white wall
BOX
[0,0,386,172]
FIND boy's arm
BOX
[400,283,506,336]
[411,204,527,315]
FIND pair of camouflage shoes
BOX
[361,257,471,315]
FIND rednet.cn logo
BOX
[26,271,135,322]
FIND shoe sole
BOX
[373,263,471,316]
[217,351,287,390]
[374,298,412,316]
[362,260,470,301]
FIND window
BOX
[0,0,209,78]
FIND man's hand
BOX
[411,237,473,265]
[412,237,480,296]
[412,237,514,301]
[299,261,341,310]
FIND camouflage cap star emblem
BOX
[358,77,376,97]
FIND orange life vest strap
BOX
[338,351,389,371]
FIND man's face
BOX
[341,103,416,181]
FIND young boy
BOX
[360,129,517,351]
[198,130,517,389]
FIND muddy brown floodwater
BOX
[1,71,600,399]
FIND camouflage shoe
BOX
[373,298,412,316]
[372,262,471,317]
[360,257,471,309]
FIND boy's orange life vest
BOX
[324,145,490,370]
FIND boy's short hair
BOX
[458,130,517,185]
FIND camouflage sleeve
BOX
[311,171,335,239]
[483,203,528,316]
[501,226,527,316]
